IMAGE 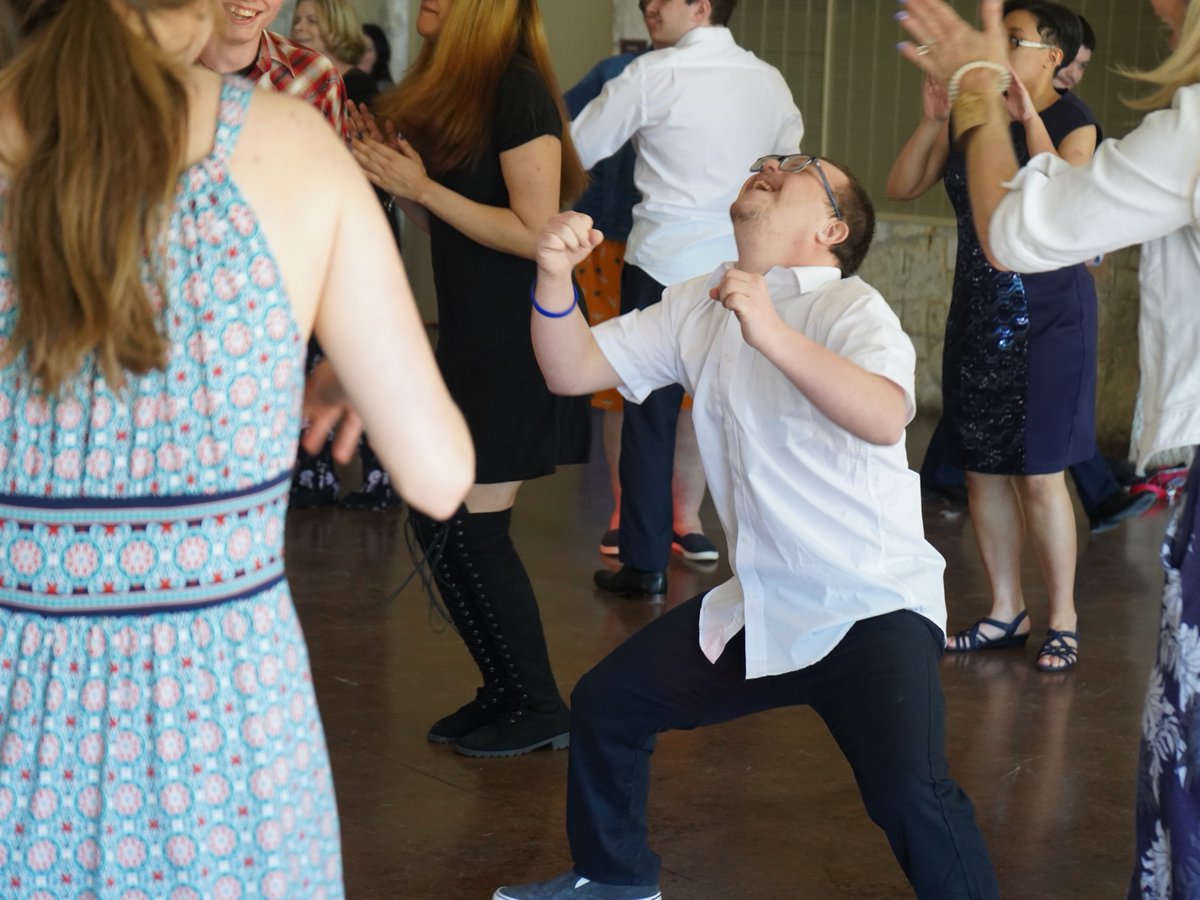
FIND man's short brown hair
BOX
[823,159,875,276]
[687,0,737,28]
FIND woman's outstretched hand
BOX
[896,0,1007,83]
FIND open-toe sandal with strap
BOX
[947,609,1030,652]
[1035,629,1079,672]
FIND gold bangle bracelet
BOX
[951,90,996,143]
[947,60,1010,102]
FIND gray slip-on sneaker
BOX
[494,870,662,900]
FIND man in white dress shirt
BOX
[571,0,804,596]
[493,157,999,900]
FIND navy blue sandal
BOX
[1035,629,1079,672]
[947,609,1030,652]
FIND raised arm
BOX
[886,74,952,200]
[894,0,1181,268]
[1004,74,1097,164]
[895,0,1028,263]
[712,269,909,445]
[985,99,1200,272]
[531,212,622,396]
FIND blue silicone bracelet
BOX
[530,280,579,318]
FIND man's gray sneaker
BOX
[493,870,662,900]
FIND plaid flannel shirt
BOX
[247,31,349,139]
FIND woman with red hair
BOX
[353,0,589,759]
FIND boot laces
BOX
[377,512,454,630]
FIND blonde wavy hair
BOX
[1122,0,1200,110]
[307,0,365,67]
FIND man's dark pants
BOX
[566,595,1001,899]
[617,263,683,573]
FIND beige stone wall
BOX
[860,220,1140,454]
[1088,246,1142,455]
[541,1,614,89]
[856,221,955,418]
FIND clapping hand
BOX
[351,127,430,203]
[346,101,402,149]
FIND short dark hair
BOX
[822,159,875,276]
[362,22,392,84]
[1078,14,1095,52]
[686,0,737,28]
[1002,1,1082,74]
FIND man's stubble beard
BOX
[729,198,765,225]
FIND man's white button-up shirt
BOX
[571,27,804,287]
[592,264,947,678]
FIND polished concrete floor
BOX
[287,416,1167,899]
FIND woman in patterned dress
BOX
[895,0,1199,893]
[0,1,472,896]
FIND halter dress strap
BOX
[210,76,255,163]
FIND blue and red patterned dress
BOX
[0,79,344,898]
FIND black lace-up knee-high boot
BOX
[409,509,508,743]
[445,508,571,758]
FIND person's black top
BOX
[341,66,378,107]
[429,58,589,483]
[1057,89,1103,142]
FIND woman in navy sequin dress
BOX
[888,2,1097,671]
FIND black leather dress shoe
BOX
[593,564,667,596]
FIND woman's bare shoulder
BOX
[234,88,364,205]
